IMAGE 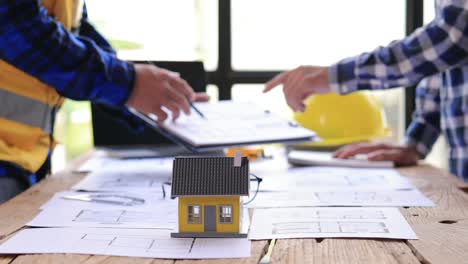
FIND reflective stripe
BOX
[42,0,84,30]
[0,60,62,107]
[0,89,53,134]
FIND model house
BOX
[170,154,249,238]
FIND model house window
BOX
[219,205,232,223]
[187,205,201,224]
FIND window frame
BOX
[187,204,202,224]
[218,204,233,224]
[206,0,424,129]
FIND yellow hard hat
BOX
[294,92,391,147]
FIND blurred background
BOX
[52,0,447,172]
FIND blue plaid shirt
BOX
[0,1,138,181]
[329,0,468,180]
[0,1,135,105]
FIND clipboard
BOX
[128,101,319,152]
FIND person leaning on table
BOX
[0,0,208,203]
[264,0,468,181]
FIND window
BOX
[187,205,201,224]
[218,205,233,224]
[230,0,406,142]
[86,0,218,69]
[232,0,405,70]
[51,1,420,173]
[52,0,218,172]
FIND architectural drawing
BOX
[73,209,177,225]
[249,207,417,240]
[314,191,393,204]
[81,233,192,254]
[0,227,252,259]
[272,221,389,234]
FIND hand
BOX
[263,66,331,112]
[193,92,210,102]
[126,64,207,122]
[333,142,422,167]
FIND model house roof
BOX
[171,156,250,197]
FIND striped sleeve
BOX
[0,1,135,106]
[329,1,468,94]
[404,75,442,156]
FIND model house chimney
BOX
[233,150,242,167]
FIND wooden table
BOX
[1,150,468,264]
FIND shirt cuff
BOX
[94,57,136,107]
[404,121,440,157]
[329,56,358,95]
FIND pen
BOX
[189,100,206,119]
[145,61,206,119]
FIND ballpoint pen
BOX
[188,100,206,119]
[145,61,206,119]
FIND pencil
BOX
[189,101,206,119]
[145,61,206,119]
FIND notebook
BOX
[129,101,317,152]
[288,150,395,168]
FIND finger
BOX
[334,143,390,159]
[284,72,304,111]
[264,71,289,93]
[194,93,210,102]
[150,107,168,124]
[283,76,305,112]
[291,74,315,113]
[164,100,181,121]
[284,67,311,112]
[285,93,303,112]
[289,76,313,112]
[367,149,401,162]
[333,142,368,158]
[168,76,195,101]
[167,86,191,115]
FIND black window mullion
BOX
[405,0,424,129]
[207,0,232,100]
[209,0,419,127]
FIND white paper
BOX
[40,191,174,211]
[259,167,414,191]
[0,228,251,259]
[77,155,173,173]
[73,169,172,192]
[288,150,394,168]
[29,203,177,229]
[248,207,417,240]
[249,189,434,208]
[76,150,108,172]
[161,101,316,146]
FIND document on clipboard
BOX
[128,100,318,152]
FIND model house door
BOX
[204,205,216,232]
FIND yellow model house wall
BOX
[178,196,240,233]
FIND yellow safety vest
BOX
[0,0,82,173]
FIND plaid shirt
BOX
[0,1,135,106]
[0,1,138,181]
[329,0,468,180]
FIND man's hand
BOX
[333,142,422,166]
[126,64,208,122]
[263,66,331,112]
